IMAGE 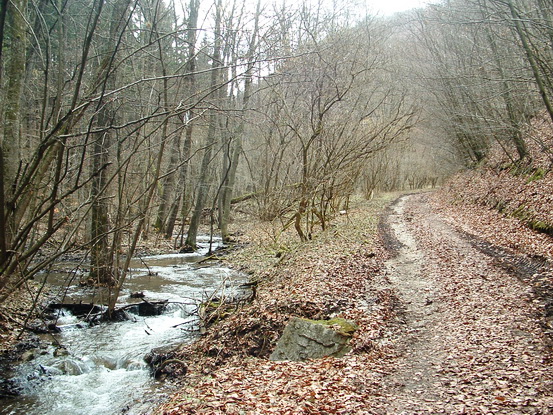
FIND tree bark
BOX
[153,0,179,235]
[185,0,222,250]
[218,0,261,243]
[90,0,131,284]
[167,0,199,241]
[0,0,27,266]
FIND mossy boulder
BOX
[270,317,358,361]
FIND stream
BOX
[0,236,249,415]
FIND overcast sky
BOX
[365,0,429,15]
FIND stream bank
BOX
[155,194,398,414]
[0,236,250,415]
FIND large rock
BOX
[270,317,358,361]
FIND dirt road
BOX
[375,193,552,414]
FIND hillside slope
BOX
[441,114,553,256]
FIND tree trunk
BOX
[153,0,180,235]
[168,0,199,241]
[507,0,553,124]
[90,0,131,284]
[185,0,222,250]
[155,131,179,233]
[218,0,261,243]
[0,0,27,264]
[169,121,193,240]
[478,0,527,160]
[90,127,112,284]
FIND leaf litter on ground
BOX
[157,128,553,414]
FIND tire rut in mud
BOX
[374,192,553,414]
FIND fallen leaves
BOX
[374,192,553,414]
[157,170,553,414]
[162,356,385,414]
[156,195,396,414]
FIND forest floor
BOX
[156,191,553,414]
[375,192,552,414]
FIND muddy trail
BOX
[374,193,553,414]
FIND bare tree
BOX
[249,16,415,240]
[185,0,224,250]
[218,0,262,243]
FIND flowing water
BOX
[1,236,248,415]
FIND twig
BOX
[198,255,227,264]
[138,256,155,276]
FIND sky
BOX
[365,0,429,15]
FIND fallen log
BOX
[118,300,169,316]
[230,191,262,205]
[47,303,103,317]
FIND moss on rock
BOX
[303,317,358,337]
[270,317,358,361]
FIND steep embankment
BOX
[441,114,553,254]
